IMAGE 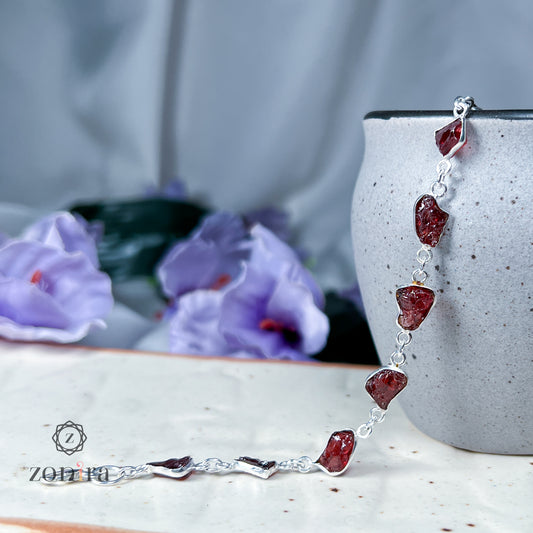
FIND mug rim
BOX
[365,109,533,120]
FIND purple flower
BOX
[157,212,251,299]
[0,240,113,342]
[248,224,324,309]
[165,222,328,360]
[21,212,100,267]
[168,290,252,358]
[243,207,311,262]
[72,213,105,246]
[243,207,290,243]
[219,262,328,360]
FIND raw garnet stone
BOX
[237,457,277,471]
[365,368,408,410]
[148,457,193,480]
[396,285,435,331]
[316,430,355,473]
[147,457,192,470]
[435,118,463,156]
[415,195,449,247]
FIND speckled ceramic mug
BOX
[351,109,532,454]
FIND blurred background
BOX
[0,0,532,357]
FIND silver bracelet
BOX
[41,96,478,486]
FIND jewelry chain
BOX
[39,97,477,486]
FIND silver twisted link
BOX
[356,407,387,439]
[91,464,152,485]
[194,458,237,473]
[96,466,125,485]
[278,456,315,473]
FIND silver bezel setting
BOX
[413,194,450,248]
[365,364,408,386]
[234,457,279,479]
[148,457,194,479]
[435,114,467,160]
[395,283,437,331]
[314,428,357,477]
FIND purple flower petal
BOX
[22,211,100,267]
[72,213,105,245]
[158,212,328,360]
[158,239,227,297]
[264,266,329,354]
[219,263,327,360]
[243,207,290,242]
[249,225,325,309]
[0,275,71,329]
[168,290,250,357]
[0,240,113,343]
[157,212,250,299]
[193,212,248,249]
[219,266,275,350]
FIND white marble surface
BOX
[0,341,531,532]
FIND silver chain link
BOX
[395,330,412,349]
[389,349,407,366]
[356,407,387,439]
[193,458,237,474]
[278,456,315,473]
[416,245,433,267]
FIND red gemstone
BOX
[365,368,408,410]
[316,430,355,473]
[237,456,277,471]
[435,118,464,156]
[147,456,194,480]
[415,194,449,247]
[396,285,435,331]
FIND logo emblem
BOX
[52,421,87,455]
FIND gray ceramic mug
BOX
[351,108,532,454]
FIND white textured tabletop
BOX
[0,341,531,533]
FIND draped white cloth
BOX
[0,0,532,304]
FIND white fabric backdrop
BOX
[1,0,532,292]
